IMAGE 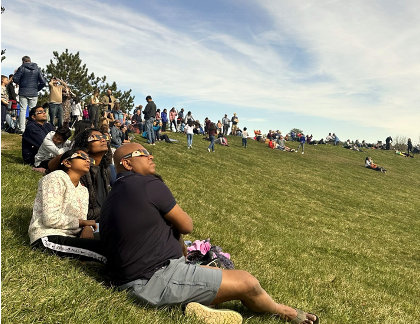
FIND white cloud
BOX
[2,0,419,139]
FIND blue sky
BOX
[2,0,420,143]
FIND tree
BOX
[1,6,6,62]
[39,49,135,112]
[289,128,303,135]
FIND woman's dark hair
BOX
[73,120,93,138]
[101,110,107,117]
[72,128,111,168]
[59,148,87,172]
[365,157,370,161]
[209,122,217,131]
[56,126,72,141]
[156,109,160,112]
[187,120,193,127]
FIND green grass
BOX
[2,132,420,323]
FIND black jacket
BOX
[13,63,47,97]
[143,101,156,120]
[6,82,17,101]
[22,119,54,165]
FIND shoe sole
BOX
[185,302,243,324]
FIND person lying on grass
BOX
[365,157,386,173]
[28,148,106,263]
[99,143,319,324]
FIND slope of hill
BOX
[2,132,419,323]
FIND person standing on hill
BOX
[48,77,68,128]
[169,107,177,132]
[207,122,217,152]
[407,138,413,154]
[222,114,230,136]
[102,89,116,113]
[242,127,249,148]
[13,56,47,133]
[143,95,157,145]
[385,136,393,150]
[296,133,305,154]
[231,113,239,135]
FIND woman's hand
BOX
[79,219,97,231]
[80,226,95,239]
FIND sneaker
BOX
[190,146,193,149]
[188,146,190,149]
[208,148,211,152]
[185,302,243,324]
[302,152,304,154]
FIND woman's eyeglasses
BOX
[61,152,95,165]
[120,149,151,164]
[87,134,111,142]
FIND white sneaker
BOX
[185,302,243,324]
[302,152,304,154]
[208,148,211,152]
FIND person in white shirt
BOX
[70,98,83,127]
[184,120,194,149]
[28,149,106,263]
[242,127,249,148]
[34,126,72,172]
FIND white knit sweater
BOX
[28,170,89,244]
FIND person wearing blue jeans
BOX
[48,103,63,127]
[146,117,155,144]
[207,122,217,152]
[143,96,157,145]
[13,56,47,133]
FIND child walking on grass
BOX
[296,133,305,154]
[185,120,194,149]
[242,127,249,148]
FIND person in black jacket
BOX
[143,95,156,145]
[22,107,55,166]
[13,56,47,133]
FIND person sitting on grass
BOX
[72,128,113,222]
[110,120,130,148]
[33,126,72,174]
[365,157,386,173]
[278,135,294,152]
[28,148,106,263]
[153,121,162,142]
[100,143,319,324]
[22,107,55,166]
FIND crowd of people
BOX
[3,54,419,323]
[3,56,325,324]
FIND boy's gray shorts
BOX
[118,256,223,307]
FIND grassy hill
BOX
[1,132,419,324]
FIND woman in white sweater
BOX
[28,148,107,263]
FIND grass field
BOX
[1,131,420,324]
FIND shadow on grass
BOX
[1,151,25,165]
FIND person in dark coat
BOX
[13,56,47,133]
[22,107,55,165]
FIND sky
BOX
[2,0,420,143]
